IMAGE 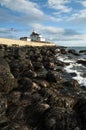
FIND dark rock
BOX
[33,79,49,88]
[77,60,86,66]
[0,49,5,57]
[18,77,33,92]
[55,66,64,72]
[18,48,27,59]
[10,59,33,78]
[73,99,86,130]
[0,94,7,117]
[0,58,17,93]
[0,45,85,130]
[36,68,47,79]
[44,62,56,70]
[79,50,86,53]
[46,71,64,83]
[0,123,30,130]
[6,103,24,123]
[68,49,80,56]
[60,48,67,54]
[69,72,77,77]
[0,120,10,130]
[25,103,50,127]
[56,60,65,67]
[80,72,86,77]
[32,62,44,71]
[22,69,37,78]
[46,71,57,83]
[0,58,10,71]
[8,91,21,104]
[37,106,78,130]
[63,79,80,90]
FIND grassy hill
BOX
[0,38,55,46]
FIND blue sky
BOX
[0,0,86,46]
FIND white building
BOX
[30,31,45,42]
[20,37,31,41]
[20,31,46,42]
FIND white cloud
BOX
[76,0,86,7]
[53,34,86,46]
[67,9,86,24]
[0,0,43,16]
[31,23,86,46]
[0,0,55,22]
[32,23,65,34]
[81,1,86,7]
[48,0,72,13]
[0,27,31,39]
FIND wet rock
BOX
[77,60,86,66]
[60,48,67,54]
[79,50,86,53]
[55,66,64,72]
[56,60,65,67]
[69,72,77,77]
[80,72,86,77]
[68,49,80,56]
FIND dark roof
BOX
[30,31,39,36]
[20,37,29,39]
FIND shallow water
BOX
[57,47,86,87]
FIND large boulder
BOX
[60,48,67,54]
[79,50,86,53]
[63,79,80,90]
[25,103,50,127]
[77,60,86,67]
[46,71,64,83]
[22,69,37,78]
[73,99,86,130]
[37,106,78,130]
[0,58,17,93]
[68,49,80,56]
[32,62,44,71]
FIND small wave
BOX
[57,55,86,87]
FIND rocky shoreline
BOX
[0,44,86,130]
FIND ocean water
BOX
[67,46,86,52]
[57,47,86,87]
